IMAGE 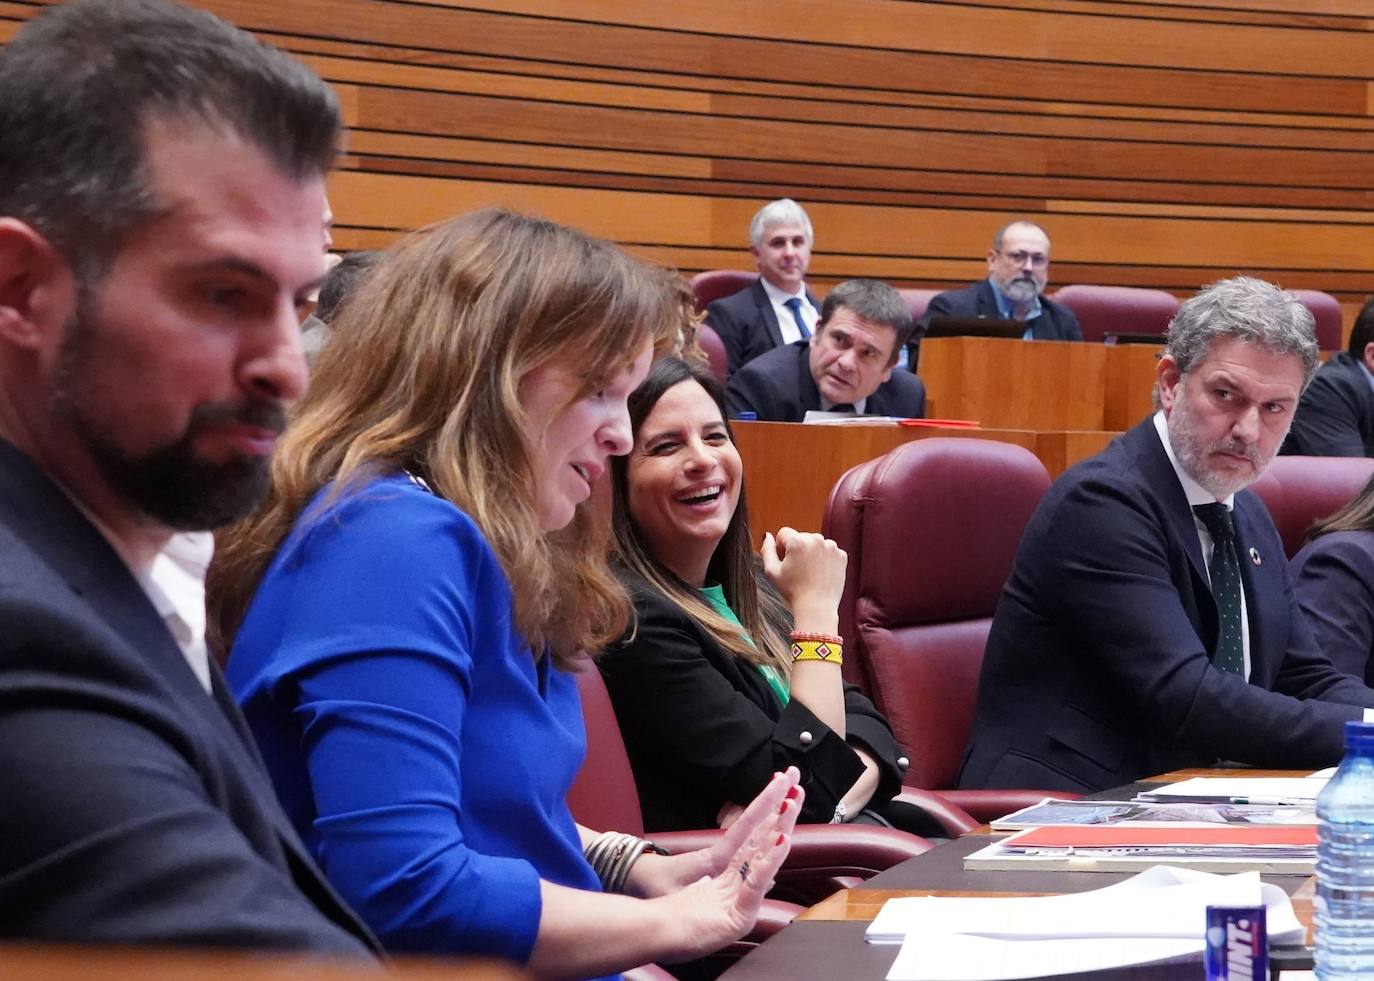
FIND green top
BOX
[699,582,790,707]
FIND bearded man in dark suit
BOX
[960,277,1374,794]
[0,0,375,952]
[920,220,1082,342]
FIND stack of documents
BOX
[965,823,1316,873]
[991,797,1317,831]
[866,867,1303,980]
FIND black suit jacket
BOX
[957,419,1374,794]
[1283,352,1374,457]
[599,572,905,832]
[1293,531,1374,687]
[704,279,822,376]
[919,280,1083,342]
[0,438,376,952]
[724,341,926,422]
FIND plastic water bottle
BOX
[1315,721,1374,978]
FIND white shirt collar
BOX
[1152,410,1235,510]
[46,476,215,694]
[759,276,807,306]
[140,531,215,693]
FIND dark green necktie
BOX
[1192,503,1245,676]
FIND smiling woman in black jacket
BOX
[602,356,932,835]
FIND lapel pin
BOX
[1249,547,1262,566]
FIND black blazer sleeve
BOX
[1043,300,1083,342]
[916,288,964,335]
[725,352,797,421]
[704,296,752,378]
[0,601,372,952]
[1293,532,1374,686]
[1286,360,1374,457]
[724,362,770,419]
[599,584,902,828]
[869,373,926,419]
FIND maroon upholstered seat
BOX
[567,665,936,910]
[688,270,758,312]
[1248,455,1374,559]
[823,437,1074,822]
[1051,284,1180,344]
[1291,289,1343,351]
[897,288,942,324]
[697,322,729,384]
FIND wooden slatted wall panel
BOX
[4,0,1374,321]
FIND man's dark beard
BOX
[50,301,287,531]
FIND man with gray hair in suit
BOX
[706,197,823,375]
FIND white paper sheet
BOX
[1137,776,1328,804]
[868,867,1303,981]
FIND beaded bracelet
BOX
[790,639,843,665]
[583,831,669,894]
[789,630,843,645]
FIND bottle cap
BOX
[1344,720,1374,753]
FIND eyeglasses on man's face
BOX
[996,249,1049,269]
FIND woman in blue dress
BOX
[209,210,801,979]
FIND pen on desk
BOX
[1228,795,1307,806]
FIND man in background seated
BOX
[959,276,1374,794]
[725,278,925,422]
[705,197,822,376]
[1283,296,1374,457]
[920,220,1082,342]
[0,0,374,952]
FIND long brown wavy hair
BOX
[209,209,684,669]
[610,357,793,675]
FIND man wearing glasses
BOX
[920,220,1083,342]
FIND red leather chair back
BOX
[823,438,1050,790]
[1291,289,1343,351]
[1248,455,1374,559]
[689,270,758,312]
[697,323,729,383]
[1051,284,1180,344]
[824,456,882,691]
[567,666,646,836]
[897,288,942,324]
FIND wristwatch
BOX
[830,801,847,824]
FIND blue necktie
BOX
[784,297,810,340]
[1193,503,1245,676]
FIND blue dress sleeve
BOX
[260,484,543,961]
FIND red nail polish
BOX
[775,833,786,846]
[778,800,789,814]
